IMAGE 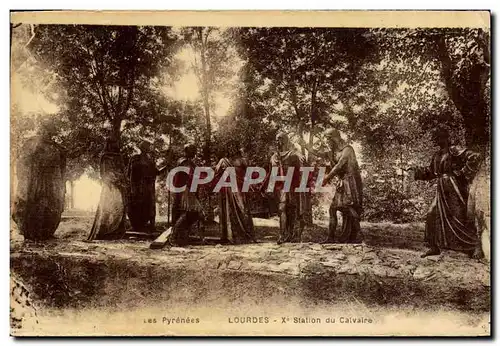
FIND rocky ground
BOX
[10,215,491,336]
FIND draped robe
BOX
[127,154,158,232]
[214,157,255,243]
[88,151,127,241]
[168,157,204,245]
[262,149,307,243]
[329,145,363,243]
[12,136,66,240]
[415,146,480,251]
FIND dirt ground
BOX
[10,215,490,336]
[40,213,429,250]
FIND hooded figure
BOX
[12,121,66,240]
[261,132,307,244]
[214,140,255,244]
[127,141,160,232]
[88,136,127,240]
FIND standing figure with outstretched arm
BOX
[410,127,481,258]
[300,129,363,244]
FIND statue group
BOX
[12,124,485,259]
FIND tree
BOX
[181,27,234,165]
[232,28,378,223]
[13,25,191,215]
[234,28,376,150]
[337,27,490,222]
[28,25,180,155]
[372,28,490,152]
[433,28,490,151]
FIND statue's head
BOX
[432,127,450,148]
[139,140,152,154]
[224,139,240,158]
[39,119,58,139]
[184,143,197,158]
[275,132,290,151]
[105,136,120,153]
[325,128,342,149]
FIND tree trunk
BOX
[202,90,213,221]
[199,35,212,165]
[434,36,490,153]
[290,85,306,156]
[202,90,211,164]
[69,180,75,209]
[197,27,213,220]
[111,117,122,143]
[309,76,318,148]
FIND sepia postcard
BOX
[10,10,491,337]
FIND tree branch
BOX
[90,38,117,119]
[71,71,108,118]
[121,67,136,120]
[116,85,123,114]
[204,27,213,47]
[78,44,112,120]
[25,24,36,48]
